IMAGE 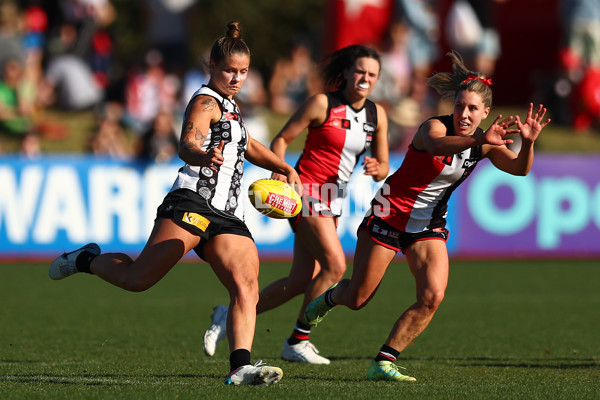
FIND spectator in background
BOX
[0,57,35,137]
[268,41,320,115]
[369,19,419,150]
[22,5,47,101]
[89,27,113,89]
[180,52,209,111]
[20,130,42,159]
[89,113,132,159]
[446,0,505,77]
[0,4,67,141]
[137,108,178,163]
[143,0,195,77]
[236,68,270,145]
[395,0,439,84]
[42,0,116,92]
[22,4,48,59]
[42,52,103,111]
[0,1,25,71]
[370,19,412,108]
[122,49,179,135]
[53,0,115,59]
[393,0,440,142]
[559,0,600,131]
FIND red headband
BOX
[462,74,492,86]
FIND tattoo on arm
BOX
[181,121,207,152]
[179,97,218,160]
[201,98,217,112]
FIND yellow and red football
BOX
[247,178,302,219]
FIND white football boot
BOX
[281,339,330,364]
[203,305,228,356]
[224,361,283,386]
[49,243,101,280]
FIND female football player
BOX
[304,50,550,381]
[49,21,301,386]
[204,44,389,365]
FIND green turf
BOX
[1,259,599,399]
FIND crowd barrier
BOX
[1,153,599,259]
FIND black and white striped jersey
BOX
[171,85,248,220]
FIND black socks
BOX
[288,320,311,345]
[325,288,337,308]
[229,348,251,371]
[375,344,400,362]
[75,251,97,274]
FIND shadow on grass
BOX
[325,355,600,370]
[0,372,219,386]
[455,359,600,369]
[400,356,600,370]
[2,356,597,387]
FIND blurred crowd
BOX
[0,0,598,160]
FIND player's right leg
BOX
[305,231,396,325]
[278,216,346,363]
[224,361,283,386]
[366,360,416,382]
[204,233,283,385]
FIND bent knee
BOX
[331,263,347,281]
[346,292,371,311]
[419,289,445,312]
[322,258,347,281]
[229,276,260,305]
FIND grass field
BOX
[1,259,599,399]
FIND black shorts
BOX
[156,189,253,259]
[358,215,449,253]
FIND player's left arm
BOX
[362,104,390,181]
[486,103,550,176]
[246,135,302,194]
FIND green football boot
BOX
[304,283,338,327]
[366,360,417,382]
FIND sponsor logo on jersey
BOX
[182,212,210,231]
[224,112,239,121]
[440,155,454,166]
[363,122,376,133]
[331,105,346,116]
[462,159,478,169]
[331,118,351,129]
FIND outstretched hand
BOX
[516,103,551,144]
[483,115,519,146]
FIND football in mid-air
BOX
[248,178,302,219]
